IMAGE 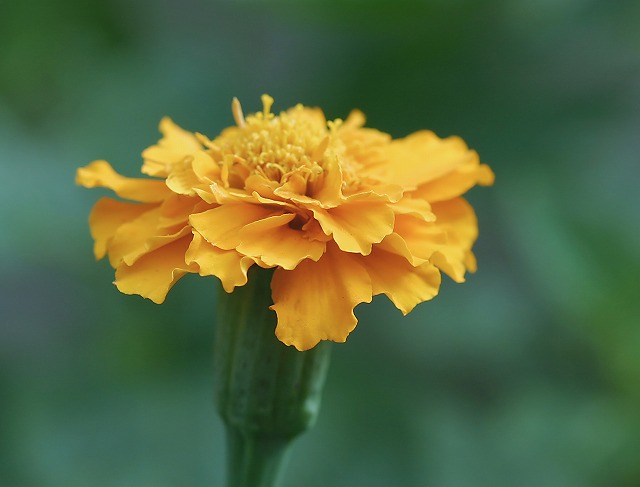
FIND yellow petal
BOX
[301,217,333,243]
[157,194,204,229]
[198,182,252,205]
[141,117,202,177]
[392,197,479,282]
[107,207,190,267]
[237,213,326,269]
[271,244,373,350]
[359,248,441,314]
[165,157,201,196]
[308,156,343,206]
[375,232,427,266]
[88,198,157,260]
[342,109,366,128]
[185,232,255,292]
[428,198,480,281]
[76,160,171,202]
[276,170,308,196]
[189,203,279,250]
[312,200,395,255]
[339,125,391,174]
[344,183,404,203]
[379,131,476,190]
[114,236,196,304]
[389,197,435,221]
[412,163,495,202]
[245,173,281,200]
[191,150,221,183]
[432,198,479,246]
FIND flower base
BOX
[215,267,332,487]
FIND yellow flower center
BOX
[209,95,350,192]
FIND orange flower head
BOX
[76,95,494,350]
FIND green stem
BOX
[225,428,292,487]
[215,267,331,487]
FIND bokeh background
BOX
[1,0,639,486]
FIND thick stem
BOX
[215,267,331,487]
[225,428,292,487]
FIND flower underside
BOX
[77,95,494,350]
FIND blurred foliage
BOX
[1,0,639,486]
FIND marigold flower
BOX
[76,95,494,350]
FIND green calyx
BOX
[215,267,331,487]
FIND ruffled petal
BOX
[141,117,202,177]
[107,207,190,267]
[185,232,255,292]
[391,197,479,282]
[191,150,221,183]
[412,162,494,202]
[157,194,205,229]
[359,247,441,314]
[189,203,280,250]
[344,183,404,203]
[114,236,196,304]
[88,198,157,260]
[105,208,160,266]
[244,173,281,200]
[338,119,393,175]
[165,158,202,196]
[307,156,343,206]
[76,160,171,202]
[312,201,395,255]
[271,244,373,350]
[378,131,476,190]
[389,197,435,221]
[375,232,425,265]
[429,198,480,281]
[237,213,326,269]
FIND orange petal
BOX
[107,207,190,267]
[185,232,255,292]
[412,163,494,202]
[88,198,157,260]
[308,156,343,206]
[76,160,171,202]
[141,117,202,177]
[165,157,203,196]
[429,198,480,281]
[245,173,281,200]
[189,203,280,250]
[375,232,426,266]
[359,248,441,314]
[342,109,366,128]
[191,150,221,183]
[197,182,254,205]
[379,131,476,190]
[157,194,204,229]
[339,123,391,174]
[237,213,326,269]
[392,197,479,282]
[344,183,404,203]
[114,236,196,304]
[312,200,395,255]
[389,197,435,221]
[271,244,373,350]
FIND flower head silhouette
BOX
[77,95,493,350]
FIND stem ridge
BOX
[215,268,331,487]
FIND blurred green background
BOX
[1,0,639,486]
